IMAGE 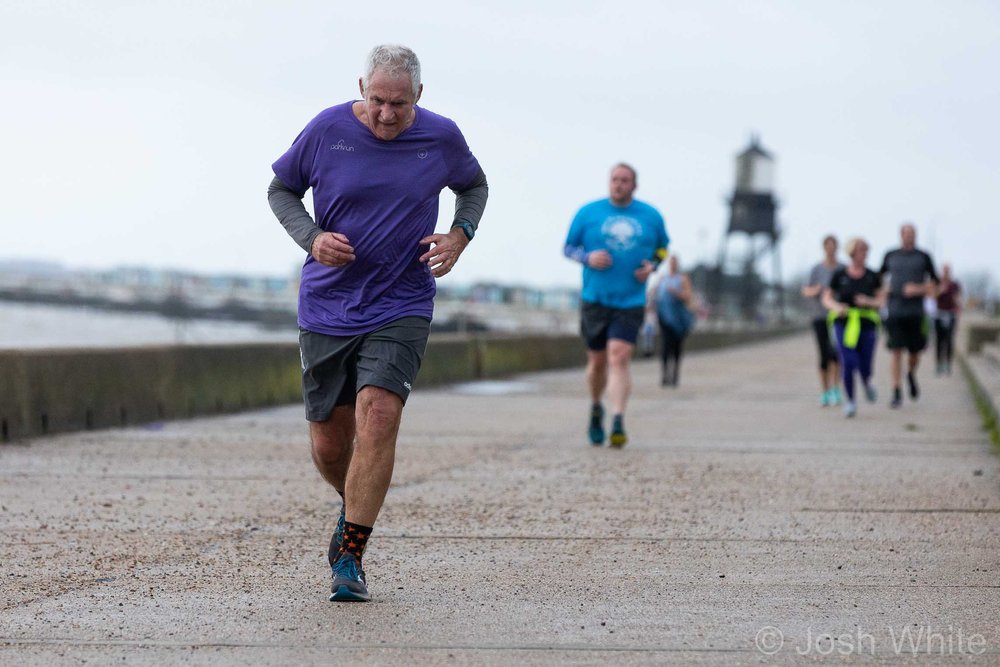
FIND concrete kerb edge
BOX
[960,353,1000,453]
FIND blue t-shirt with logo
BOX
[565,199,670,308]
[272,101,481,336]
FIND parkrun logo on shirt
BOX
[602,216,641,252]
[330,139,355,152]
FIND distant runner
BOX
[651,254,694,387]
[823,237,884,418]
[934,263,962,376]
[801,235,844,407]
[564,163,669,447]
[879,223,938,408]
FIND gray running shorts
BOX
[298,316,431,421]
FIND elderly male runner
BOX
[879,223,937,409]
[268,45,487,601]
[564,163,669,447]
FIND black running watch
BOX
[451,221,475,242]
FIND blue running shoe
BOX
[844,401,857,418]
[327,503,345,567]
[609,414,627,448]
[329,551,369,602]
[820,390,831,407]
[588,404,605,446]
[864,384,877,403]
[830,387,843,406]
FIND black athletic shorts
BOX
[885,315,928,353]
[298,316,430,421]
[580,301,645,351]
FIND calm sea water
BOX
[0,302,298,349]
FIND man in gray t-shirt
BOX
[879,223,938,408]
[800,235,844,406]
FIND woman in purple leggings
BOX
[822,237,886,418]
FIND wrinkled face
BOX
[360,69,421,141]
[609,166,636,205]
[900,224,916,248]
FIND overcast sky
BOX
[2,0,997,289]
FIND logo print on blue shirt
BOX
[602,216,641,251]
[417,149,429,159]
[330,139,355,152]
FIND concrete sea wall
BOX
[0,326,803,442]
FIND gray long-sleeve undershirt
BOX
[267,167,489,254]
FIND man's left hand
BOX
[420,227,469,278]
[634,260,655,283]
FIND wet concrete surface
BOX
[2,334,998,664]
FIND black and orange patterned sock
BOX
[339,521,372,561]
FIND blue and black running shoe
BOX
[609,414,627,448]
[329,551,370,602]
[588,404,605,446]
[327,503,345,567]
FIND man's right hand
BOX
[311,232,355,267]
[587,249,612,270]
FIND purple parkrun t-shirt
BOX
[272,101,482,336]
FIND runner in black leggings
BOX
[934,263,961,376]
[801,235,844,406]
[653,255,694,387]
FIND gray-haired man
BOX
[268,45,488,601]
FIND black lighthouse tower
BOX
[714,136,784,321]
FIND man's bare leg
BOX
[309,404,356,494]
[587,349,608,404]
[907,351,921,399]
[890,349,903,407]
[344,386,403,527]
[607,338,633,446]
[607,339,633,415]
[310,404,355,565]
[586,349,608,444]
[328,386,402,602]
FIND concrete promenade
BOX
[2,333,998,665]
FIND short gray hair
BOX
[362,45,421,97]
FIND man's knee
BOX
[356,386,403,439]
[587,349,608,368]
[607,341,633,368]
[310,407,354,459]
